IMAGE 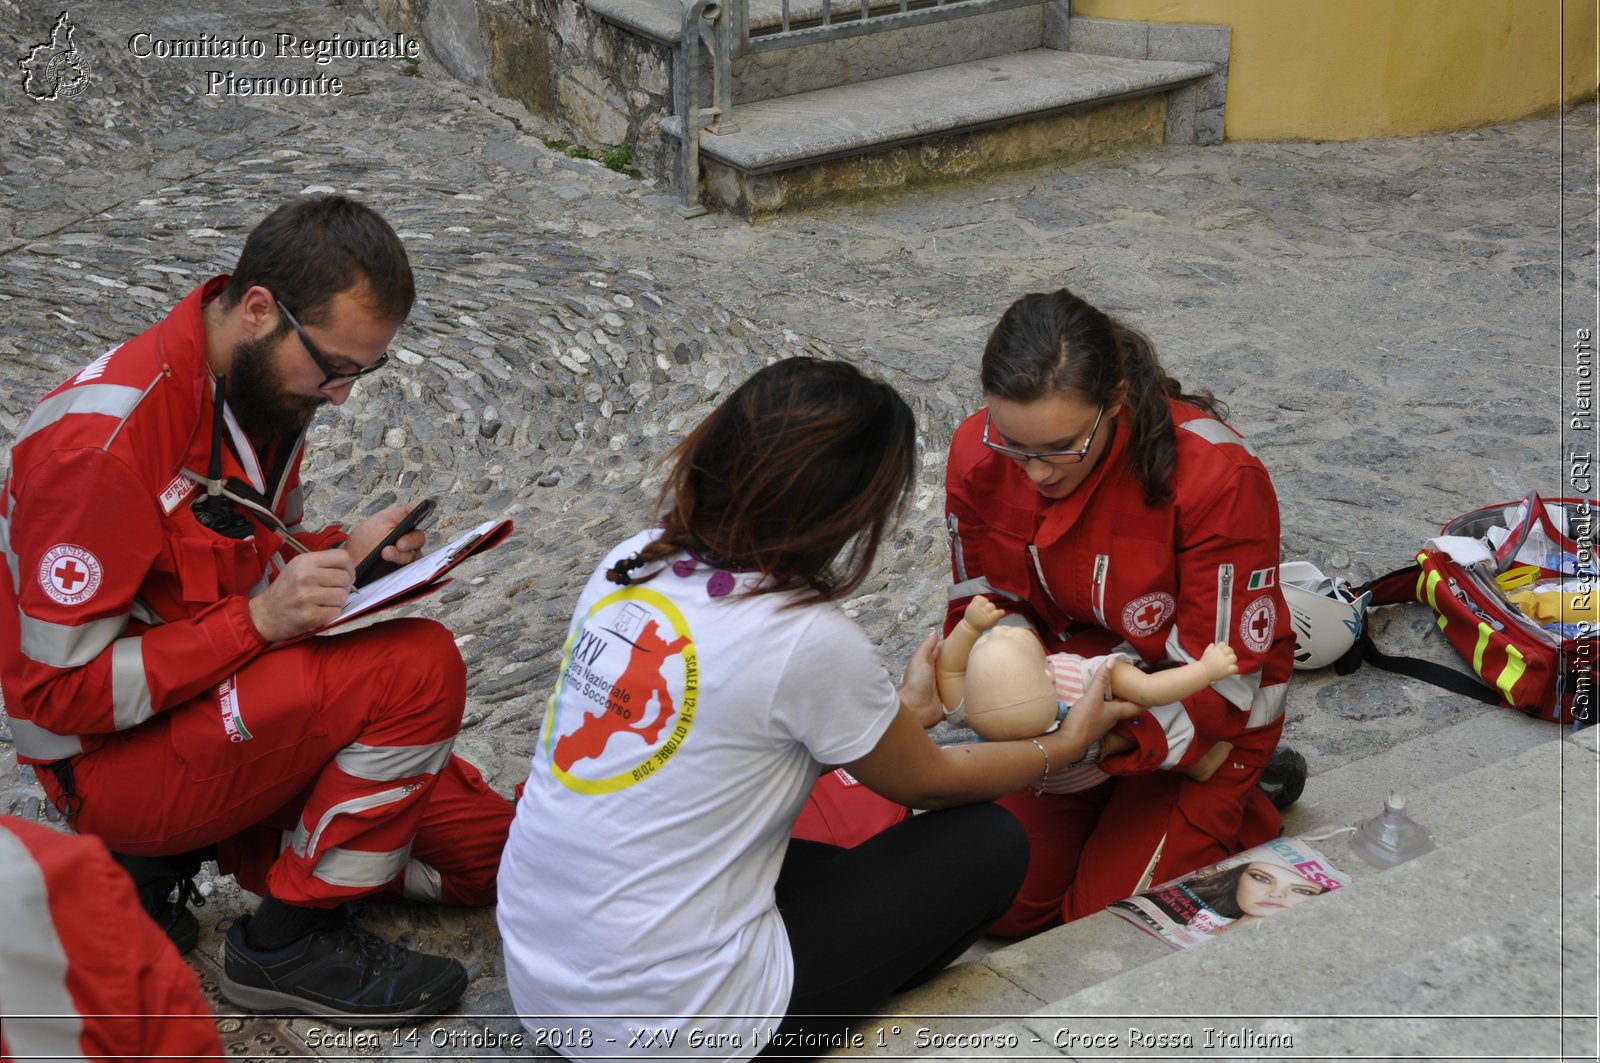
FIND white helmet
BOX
[1279,561,1370,670]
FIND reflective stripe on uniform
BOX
[110,637,154,730]
[1029,545,1063,608]
[0,827,88,1062]
[8,717,86,760]
[1145,700,1196,770]
[1162,625,1287,725]
[130,598,164,626]
[948,577,1020,602]
[14,384,148,448]
[946,512,967,583]
[311,844,411,890]
[1091,554,1109,628]
[1132,832,1167,895]
[1246,682,1288,728]
[0,509,19,596]
[1179,418,1256,456]
[403,859,444,903]
[334,739,454,782]
[18,613,129,669]
[283,485,305,525]
[292,783,418,860]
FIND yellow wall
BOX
[1075,0,1598,140]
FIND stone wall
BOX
[367,0,679,179]
[1057,14,1229,146]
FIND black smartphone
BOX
[353,498,437,587]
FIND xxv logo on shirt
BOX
[543,589,698,795]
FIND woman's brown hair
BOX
[1180,863,1249,919]
[608,356,916,604]
[981,288,1224,503]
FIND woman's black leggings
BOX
[758,802,1029,1058]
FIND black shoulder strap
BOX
[1339,563,1505,705]
[1339,630,1504,705]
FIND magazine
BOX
[1108,836,1351,949]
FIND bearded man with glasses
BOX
[0,195,513,1028]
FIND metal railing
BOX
[742,0,1038,52]
[674,0,739,217]
[675,0,1038,214]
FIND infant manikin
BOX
[936,596,1239,792]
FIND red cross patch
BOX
[38,544,103,606]
[1121,591,1177,638]
[1240,596,1278,654]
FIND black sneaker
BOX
[220,913,468,1027]
[1258,746,1308,812]
[110,851,206,955]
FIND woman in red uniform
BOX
[944,288,1301,934]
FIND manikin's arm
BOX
[935,595,1006,712]
[1108,642,1238,707]
[1106,644,1237,782]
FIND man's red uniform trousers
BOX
[40,618,512,907]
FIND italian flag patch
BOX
[1247,567,1277,591]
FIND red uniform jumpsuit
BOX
[1,277,512,908]
[0,815,223,1061]
[945,399,1293,932]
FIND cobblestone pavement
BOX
[1,0,1594,1056]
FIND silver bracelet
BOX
[1028,738,1050,792]
[1074,738,1104,766]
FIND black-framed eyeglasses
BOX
[981,405,1105,466]
[276,299,388,390]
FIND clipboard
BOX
[313,518,514,636]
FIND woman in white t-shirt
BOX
[498,357,1137,1061]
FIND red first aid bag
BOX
[1355,493,1597,725]
[791,768,909,848]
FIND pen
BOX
[449,533,485,563]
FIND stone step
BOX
[992,741,1596,1060]
[1277,702,1562,841]
[670,48,1213,215]
[834,712,1588,1057]
[919,791,1594,1060]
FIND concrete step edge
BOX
[682,49,1212,174]
[1281,705,1568,841]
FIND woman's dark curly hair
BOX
[981,288,1224,503]
[608,356,917,605]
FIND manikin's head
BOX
[962,626,1060,741]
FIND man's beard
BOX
[228,331,325,442]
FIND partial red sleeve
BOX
[5,448,266,738]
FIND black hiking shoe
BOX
[1258,746,1308,812]
[110,850,207,955]
[220,913,468,1027]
